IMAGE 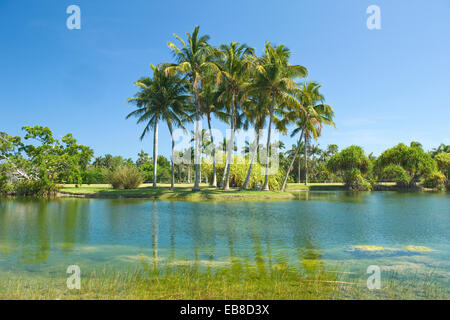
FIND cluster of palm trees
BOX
[127,26,335,192]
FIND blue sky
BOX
[1,0,449,160]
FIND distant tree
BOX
[376,143,435,187]
[435,153,450,180]
[327,145,372,190]
[431,144,450,157]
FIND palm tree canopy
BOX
[126,64,192,140]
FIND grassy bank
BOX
[59,183,305,201]
[57,182,410,200]
[1,264,447,300]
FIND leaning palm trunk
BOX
[241,132,260,190]
[192,82,201,191]
[153,120,158,188]
[207,116,217,187]
[297,156,301,183]
[262,100,274,191]
[304,135,308,185]
[281,130,304,192]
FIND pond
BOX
[0,191,449,294]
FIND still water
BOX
[0,192,449,286]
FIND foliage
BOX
[105,166,144,189]
[381,164,411,185]
[421,171,447,190]
[434,153,450,179]
[430,143,450,157]
[203,155,285,190]
[327,146,372,190]
[13,180,59,197]
[1,127,93,195]
[327,146,371,174]
[82,167,108,184]
[376,143,435,187]
[92,154,133,170]
[0,175,13,194]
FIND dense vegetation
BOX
[1,124,448,195]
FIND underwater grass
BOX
[0,261,448,300]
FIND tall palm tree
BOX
[280,82,335,190]
[126,64,191,189]
[166,26,220,192]
[199,83,228,187]
[215,42,255,190]
[250,42,307,191]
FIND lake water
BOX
[0,191,449,290]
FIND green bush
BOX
[82,167,107,184]
[381,164,411,186]
[13,180,59,196]
[422,171,447,190]
[202,156,285,190]
[343,168,372,191]
[0,176,13,195]
[105,166,144,189]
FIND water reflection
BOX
[0,193,449,281]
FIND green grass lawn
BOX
[59,183,300,201]
[58,182,404,201]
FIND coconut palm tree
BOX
[165,26,220,192]
[249,42,307,191]
[215,42,255,190]
[126,64,191,189]
[280,82,335,191]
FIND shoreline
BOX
[2,183,444,201]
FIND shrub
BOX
[0,176,13,195]
[82,167,107,184]
[105,166,144,189]
[435,153,450,181]
[381,164,410,187]
[13,180,59,196]
[422,171,447,190]
[202,156,285,190]
[343,168,372,191]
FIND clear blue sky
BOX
[1,0,449,160]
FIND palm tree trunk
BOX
[188,165,191,183]
[241,131,259,190]
[153,120,158,188]
[207,116,217,187]
[223,96,236,190]
[298,155,301,183]
[304,134,308,186]
[281,131,304,192]
[192,80,201,192]
[262,99,275,191]
[169,128,175,190]
[220,149,228,188]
